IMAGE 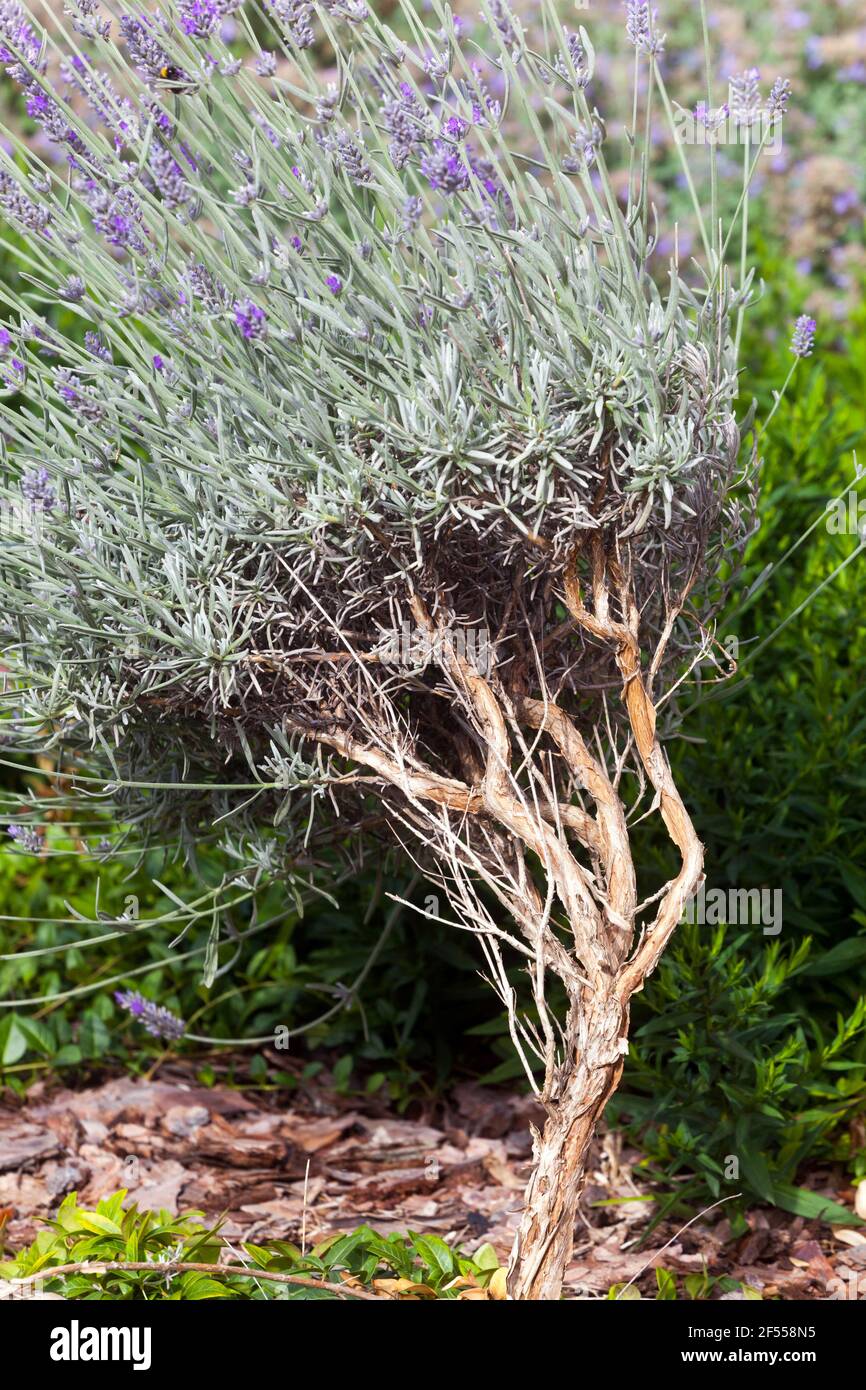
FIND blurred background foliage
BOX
[1,0,865,1225]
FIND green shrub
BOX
[608,924,866,1229]
[0,1189,507,1300]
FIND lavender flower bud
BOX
[54,368,104,422]
[790,314,816,358]
[488,0,516,48]
[179,0,243,40]
[114,989,186,1042]
[0,167,51,235]
[234,298,267,339]
[7,822,43,852]
[60,275,86,302]
[254,51,277,77]
[381,83,430,169]
[84,330,112,362]
[329,129,373,186]
[728,68,762,124]
[119,13,185,86]
[269,0,314,50]
[766,78,791,118]
[420,139,470,194]
[625,0,664,57]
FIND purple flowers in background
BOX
[269,0,314,50]
[766,78,791,118]
[255,50,277,77]
[55,368,104,422]
[832,190,859,218]
[114,989,186,1042]
[728,68,762,124]
[179,0,243,39]
[84,330,112,362]
[381,82,430,170]
[329,129,373,186]
[179,0,219,37]
[0,168,51,235]
[555,30,590,89]
[401,194,422,233]
[487,0,516,49]
[325,274,343,296]
[7,823,43,853]
[234,298,267,339]
[790,315,816,358]
[625,1,664,58]
[119,13,182,86]
[420,139,470,194]
[0,0,43,79]
[147,144,194,212]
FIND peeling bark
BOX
[508,995,628,1301]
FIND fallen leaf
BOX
[372,1278,438,1299]
[834,1229,866,1248]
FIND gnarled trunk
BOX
[508,1001,628,1300]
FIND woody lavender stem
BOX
[507,546,704,1301]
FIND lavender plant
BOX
[0,0,799,1298]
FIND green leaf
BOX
[0,1016,29,1066]
[14,1016,56,1056]
[735,1127,777,1205]
[472,1243,500,1272]
[178,1272,233,1299]
[202,912,220,989]
[810,937,866,977]
[75,1212,124,1237]
[331,1054,353,1091]
[411,1234,455,1278]
[771,1183,863,1226]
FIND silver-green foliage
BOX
[0,0,758,886]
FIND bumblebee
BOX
[158,64,194,94]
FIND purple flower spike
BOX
[325,274,343,296]
[420,139,470,194]
[729,68,762,123]
[179,0,243,39]
[766,78,792,118]
[255,50,277,77]
[7,823,43,853]
[114,989,186,1042]
[234,298,267,340]
[625,0,664,56]
[20,466,56,512]
[790,315,816,358]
